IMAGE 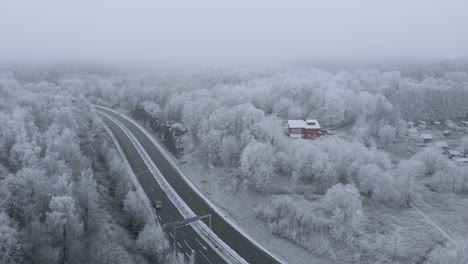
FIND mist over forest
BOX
[1,1,468,264]
[1,61,468,263]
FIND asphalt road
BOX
[96,106,280,264]
[99,113,227,264]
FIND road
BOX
[96,106,281,264]
[99,112,226,264]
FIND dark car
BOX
[153,200,163,210]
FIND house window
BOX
[290,128,302,133]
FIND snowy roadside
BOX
[104,107,326,263]
[177,154,330,264]
[125,110,468,264]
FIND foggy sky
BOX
[1,1,468,67]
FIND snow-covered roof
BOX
[454,158,468,163]
[288,120,320,129]
[408,128,418,133]
[448,149,461,155]
[407,122,415,125]
[421,134,433,139]
[419,121,427,125]
[435,141,448,148]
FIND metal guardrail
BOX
[99,111,247,264]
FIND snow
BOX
[179,155,329,264]
[421,133,433,140]
[287,119,320,129]
[176,146,468,263]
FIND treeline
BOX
[0,80,184,264]
[52,67,467,189]
[4,66,468,262]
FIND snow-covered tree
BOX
[136,223,170,263]
[322,184,364,244]
[240,141,276,192]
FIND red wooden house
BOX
[287,119,320,138]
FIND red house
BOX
[287,119,321,138]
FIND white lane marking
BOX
[169,233,174,238]
[239,245,246,250]
[151,186,154,191]
[184,240,193,251]
[177,242,182,248]
[169,214,173,220]
[199,250,214,264]
[216,225,224,231]
[195,238,207,251]
[157,215,161,221]
[99,110,247,264]
[182,231,187,236]
[185,252,191,258]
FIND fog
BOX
[1,0,468,66]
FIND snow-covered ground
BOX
[177,154,330,264]
[173,151,468,263]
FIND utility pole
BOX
[163,214,212,255]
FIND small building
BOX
[435,141,449,150]
[448,149,462,159]
[454,158,468,165]
[421,133,433,143]
[462,121,468,127]
[407,122,415,128]
[418,121,427,129]
[408,128,419,137]
[443,130,451,137]
[287,119,321,139]
[445,120,455,127]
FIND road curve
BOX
[95,106,282,264]
[98,112,227,264]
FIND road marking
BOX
[195,238,207,250]
[169,233,174,238]
[169,214,173,220]
[157,215,161,221]
[184,240,193,251]
[185,252,191,258]
[177,242,182,249]
[199,250,214,264]
[182,231,187,237]
[100,110,278,263]
[216,225,224,231]
[239,245,246,250]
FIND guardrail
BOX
[99,111,247,264]
[94,105,286,264]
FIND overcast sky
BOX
[1,1,468,67]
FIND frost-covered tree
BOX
[0,213,23,264]
[136,223,170,263]
[322,184,364,244]
[240,141,276,192]
[123,190,150,234]
[394,159,424,207]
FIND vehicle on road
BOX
[153,200,163,210]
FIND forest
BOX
[0,79,189,264]
[1,63,468,263]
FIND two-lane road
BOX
[96,106,281,264]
